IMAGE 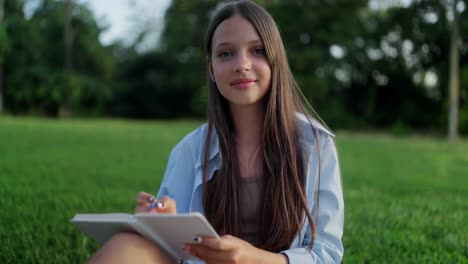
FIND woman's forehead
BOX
[212,15,262,49]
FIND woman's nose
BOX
[233,53,251,73]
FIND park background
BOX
[0,0,467,263]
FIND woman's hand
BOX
[185,235,288,264]
[135,192,177,214]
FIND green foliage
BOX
[460,66,468,134]
[341,0,468,133]
[0,117,466,263]
[0,25,11,64]
[3,0,116,116]
[1,0,468,136]
[112,51,194,118]
[191,84,209,117]
[267,0,366,91]
[110,0,219,119]
[155,0,218,118]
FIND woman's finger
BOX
[136,191,155,204]
[194,235,235,251]
[156,195,177,214]
[186,245,226,263]
[135,192,161,213]
[134,204,151,214]
[135,193,177,214]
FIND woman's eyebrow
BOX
[248,39,263,45]
[214,42,231,49]
[214,39,263,49]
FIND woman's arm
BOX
[156,140,198,213]
[281,134,344,263]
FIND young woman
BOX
[88,1,344,263]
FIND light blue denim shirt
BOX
[157,115,344,263]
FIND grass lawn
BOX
[0,117,466,263]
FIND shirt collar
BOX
[194,125,220,169]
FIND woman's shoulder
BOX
[170,123,218,164]
[173,123,209,151]
[296,112,334,139]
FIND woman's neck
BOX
[229,103,265,146]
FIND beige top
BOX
[238,176,262,246]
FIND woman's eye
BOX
[253,47,266,56]
[217,51,232,58]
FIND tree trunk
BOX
[0,64,3,115]
[448,0,460,141]
[59,0,73,118]
[0,0,4,114]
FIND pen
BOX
[150,201,164,209]
[148,197,164,209]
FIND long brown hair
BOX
[202,0,323,252]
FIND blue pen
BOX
[147,196,164,209]
[150,201,164,209]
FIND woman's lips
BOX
[230,78,256,89]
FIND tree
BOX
[330,0,468,134]
[156,0,218,117]
[266,0,368,128]
[111,51,184,118]
[0,0,5,114]
[3,0,115,116]
[60,0,72,118]
[448,0,460,140]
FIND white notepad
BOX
[71,212,219,262]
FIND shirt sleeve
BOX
[281,134,345,263]
[156,140,197,214]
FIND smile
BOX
[230,78,256,89]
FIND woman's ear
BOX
[207,56,215,82]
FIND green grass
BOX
[0,117,466,263]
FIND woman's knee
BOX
[87,232,174,264]
[107,232,149,247]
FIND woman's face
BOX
[210,15,272,108]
